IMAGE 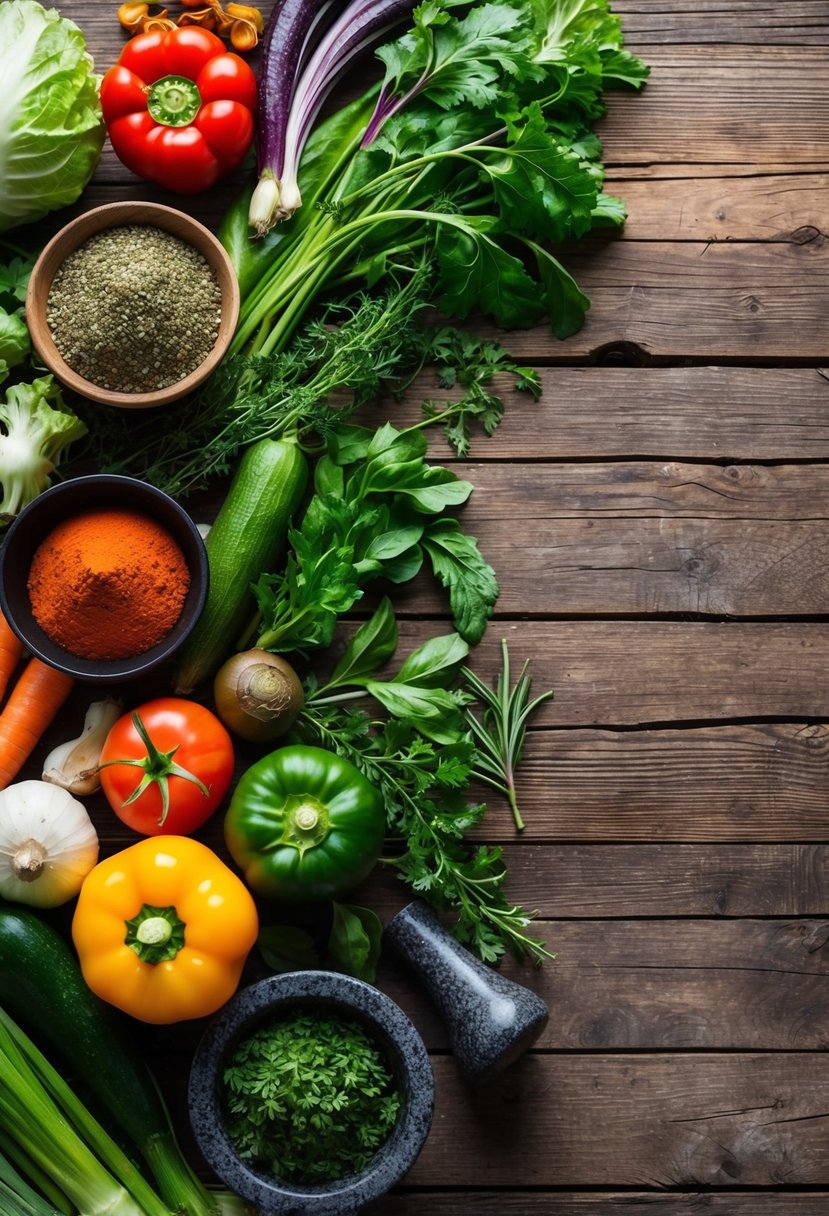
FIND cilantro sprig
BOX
[294,599,554,965]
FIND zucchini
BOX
[174,437,308,693]
[0,906,217,1216]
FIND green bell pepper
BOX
[223,745,385,902]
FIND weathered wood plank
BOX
[449,462,829,520]
[612,1,829,46]
[378,367,829,461]
[605,174,829,241]
[391,622,829,727]
[360,843,829,918]
[366,1195,829,1216]
[512,237,829,363]
[381,919,829,1052]
[393,515,829,616]
[597,48,829,166]
[464,723,829,840]
[402,1054,829,1186]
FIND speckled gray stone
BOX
[385,901,549,1081]
[188,972,435,1215]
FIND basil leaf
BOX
[396,631,470,688]
[328,598,399,688]
[328,902,382,984]
[258,925,319,973]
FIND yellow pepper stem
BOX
[124,904,186,965]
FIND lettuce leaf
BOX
[0,0,104,233]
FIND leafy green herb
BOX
[222,1012,401,1184]
[231,0,648,360]
[252,422,498,650]
[257,903,384,984]
[463,639,554,831]
[77,274,536,496]
[293,601,553,965]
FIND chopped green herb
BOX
[221,1011,401,1184]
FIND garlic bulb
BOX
[42,698,121,795]
[0,780,99,907]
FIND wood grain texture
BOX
[391,622,829,727]
[374,919,829,1051]
[359,843,829,918]
[365,1196,829,1216]
[401,1054,829,1187]
[612,2,829,47]
[375,367,829,461]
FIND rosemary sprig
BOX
[463,640,553,832]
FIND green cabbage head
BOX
[0,0,104,233]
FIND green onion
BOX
[0,1128,73,1215]
[0,1147,65,1216]
[0,1007,172,1216]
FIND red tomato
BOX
[100,698,235,837]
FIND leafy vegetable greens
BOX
[293,598,554,964]
[0,0,104,234]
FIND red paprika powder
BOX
[28,509,190,661]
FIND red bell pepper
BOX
[100,28,257,194]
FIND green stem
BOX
[0,1010,170,1216]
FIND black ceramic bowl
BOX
[0,474,208,683]
[188,972,435,1216]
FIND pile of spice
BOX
[46,224,222,394]
[28,508,191,661]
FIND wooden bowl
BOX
[25,201,240,410]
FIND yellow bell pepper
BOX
[72,835,258,1024]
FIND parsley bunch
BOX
[222,1012,401,1184]
[293,598,554,965]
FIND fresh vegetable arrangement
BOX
[0,0,647,1208]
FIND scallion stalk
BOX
[0,1008,172,1216]
[0,1148,65,1216]
[0,1128,73,1215]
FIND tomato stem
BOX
[99,712,210,828]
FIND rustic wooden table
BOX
[18,1,829,1213]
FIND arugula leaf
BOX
[422,518,499,645]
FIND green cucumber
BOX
[174,437,308,693]
[0,906,217,1216]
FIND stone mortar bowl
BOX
[188,972,435,1216]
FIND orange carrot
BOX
[0,612,24,704]
[0,658,74,790]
